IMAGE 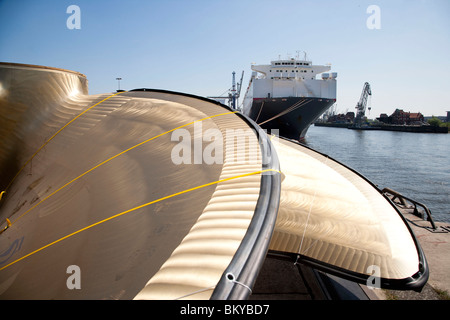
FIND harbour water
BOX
[303,125,450,223]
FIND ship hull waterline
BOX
[246,97,336,141]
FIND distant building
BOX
[409,112,424,124]
[327,111,355,123]
[377,113,391,124]
[345,112,355,121]
[377,109,425,125]
[391,109,410,124]
[447,111,450,123]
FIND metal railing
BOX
[381,187,437,230]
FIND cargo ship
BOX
[242,54,337,141]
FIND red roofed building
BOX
[409,112,424,124]
[382,109,424,125]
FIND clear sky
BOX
[1,0,449,117]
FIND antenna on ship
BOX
[294,51,308,61]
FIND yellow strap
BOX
[7,111,237,227]
[0,168,280,272]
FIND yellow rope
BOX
[0,168,280,272]
[4,111,237,228]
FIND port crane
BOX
[208,71,244,110]
[353,82,372,128]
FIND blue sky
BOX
[1,0,449,117]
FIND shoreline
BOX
[314,122,449,133]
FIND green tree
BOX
[428,116,442,127]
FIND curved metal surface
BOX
[0,63,280,299]
[268,137,428,291]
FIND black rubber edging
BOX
[210,116,282,300]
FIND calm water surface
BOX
[303,125,450,223]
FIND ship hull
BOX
[245,97,335,141]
